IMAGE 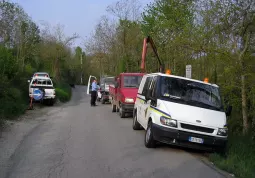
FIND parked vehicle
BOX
[133,72,232,152]
[109,73,144,118]
[109,36,164,118]
[32,72,50,78]
[99,76,115,104]
[28,76,56,105]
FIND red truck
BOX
[109,73,144,118]
[109,36,164,118]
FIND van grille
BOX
[180,123,214,133]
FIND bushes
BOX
[210,135,255,178]
[0,87,27,120]
[55,82,72,102]
[55,88,70,102]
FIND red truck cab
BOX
[109,73,144,118]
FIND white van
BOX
[133,73,232,152]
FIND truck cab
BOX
[109,73,144,118]
[133,73,232,152]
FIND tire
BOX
[145,121,156,148]
[216,144,227,156]
[119,104,125,118]
[112,103,116,112]
[101,97,105,104]
[49,99,54,106]
[133,111,141,130]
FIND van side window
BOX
[138,76,146,94]
[142,77,152,96]
[150,76,158,98]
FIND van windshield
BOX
[160,76,223,111]
[123,76,143,88]
[103,78,115,84]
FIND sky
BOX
[11,0,152,47]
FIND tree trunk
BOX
[239,32,250,134]
[241,74,248,134]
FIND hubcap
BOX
[146,126,151,143]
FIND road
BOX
[2,86,228,178]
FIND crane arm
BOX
[141,36,165,73]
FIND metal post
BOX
[80,53,83,84]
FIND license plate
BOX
[188,137,204,144]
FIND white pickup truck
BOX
[28,76,56,105]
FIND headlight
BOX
[217,128,228,136]
[160,116,177,127]
[125,98,134,103]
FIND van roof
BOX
[120,73,144,76]
[32,76,52,80]
[146,72,219,87]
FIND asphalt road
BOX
[3,86,228,178]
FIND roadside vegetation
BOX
[1,0,255,177]
[84,0,255,177]
[0,1,88,125]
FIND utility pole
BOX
[80,53,83,84]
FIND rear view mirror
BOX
[226,105,232,117]
[145,89,152,101]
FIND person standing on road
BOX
[91,79,98,106]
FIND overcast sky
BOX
[11,0,152,47]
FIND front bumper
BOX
[152,124,227,151]
[121,103,134,113]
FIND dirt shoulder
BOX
[0,103,64,178]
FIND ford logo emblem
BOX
[196,120,201,123]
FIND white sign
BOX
[186,65,192,79]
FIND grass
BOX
[210,135,255,178]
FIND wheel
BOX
[145,121,156,148]
[119,104,125,118]
[101,98,105,104]
[112,103,116,112]
[133,111,142,130]
[49,99,54,106]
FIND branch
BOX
[239,31,251,61]
[64,33,79,46]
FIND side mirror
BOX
[145,90,152,101]
[28,80,30,83]
[114,82,119,88]
[226,105,232,117]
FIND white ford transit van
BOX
[133,73,232,152]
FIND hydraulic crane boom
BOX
[141,36,165,73]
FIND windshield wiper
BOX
[125,85,137,88]
[169,95,181,99]
[187,100,221,111]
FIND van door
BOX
[139,76,153,127]
[143,76,158,127]
[87,75,96,95]
[136,76,147,121]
